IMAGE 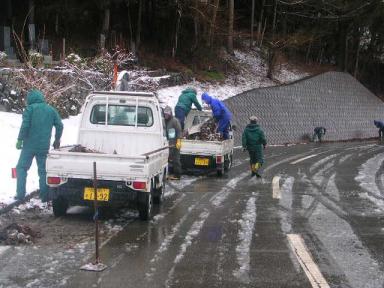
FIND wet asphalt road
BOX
[2,141,384,288]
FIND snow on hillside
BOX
[0,113,81,205]
[157,49,308,108]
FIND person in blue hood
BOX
[201,92,232,140]
[374,120,384,139]
[15,89,63,202]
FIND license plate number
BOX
[195,158,209,166]
[83,187,110,201]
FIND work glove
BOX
[16,140,23,150]
[175,139,181,150]
[53,139,60,149]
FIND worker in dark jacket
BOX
[313,127,326,142]
[374,120,384,139]
[242,116,267,177]
[15,89,63,202]
[175,88,202,130]
[201,92,232,140]
[164,106,182,180]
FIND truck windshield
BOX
[90,104,154,127]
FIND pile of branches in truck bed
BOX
[69,145,104,153]
[186,118,222,141]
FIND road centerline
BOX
[272,176,281,199]
[287,234,330,288]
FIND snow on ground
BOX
[157,49,308,108]
[0,112,81,205]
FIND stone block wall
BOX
[225,72,384,145]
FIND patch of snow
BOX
[165,210,210,287]
[210,172,248,207]
[355,153,384,210]
[233,195,257,283]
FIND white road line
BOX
[290,154,318,165]
[272,176,281,199]
[287,234,330,288]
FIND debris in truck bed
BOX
[186,118,223,141]
[0,223,41,245]
[69,145,104,153]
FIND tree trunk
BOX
[208,0,220,48]
[136,0,142,50]
[272,0,277,38]
[257,0,265,45]
[193,0,200,50]
[227,0,234,54]
[126,0,135,52]
[267,47,276,80]
[172,2,182,58]
[102,6,110,34]
[354,36,361,78]
[250,0,255,48]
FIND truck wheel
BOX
[52,197,68,217]
[224,154,233,172]
[138,192,153,221]
[217,167,224,177]
[153,176,165,204]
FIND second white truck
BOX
[180,110,234,176]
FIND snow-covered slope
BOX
[157,49,308,108]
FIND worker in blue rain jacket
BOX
[201,92,232,140]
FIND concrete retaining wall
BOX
[225,72,384,145]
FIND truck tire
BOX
[52,197,68,217]
[138,192,153,221]
[153,175,165,204]
[224,153,233,172]
[217,167,224,177]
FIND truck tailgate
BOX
[46,151,151,181]
[180,139,234,156]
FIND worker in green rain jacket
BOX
[242,116,267,177]
[15,89,63,202]
[175,88,202,130]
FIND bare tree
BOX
[250,0,255,47]
[227,0,234,54]
[208,0,220,47]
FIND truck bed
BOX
[46,146,167,181]
[180,139,234,156]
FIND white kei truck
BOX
[180,110,234,176]
[46,91,169,220]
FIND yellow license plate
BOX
[195,158,209,166]
[83,187,110,201]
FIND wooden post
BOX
[93,162,100,264]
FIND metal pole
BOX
[93,161,100,264]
